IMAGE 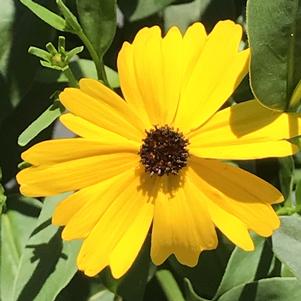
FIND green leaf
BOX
[272,216,301,279]
[28,46,51,61]
[88,290,115,301]
[164,0,210,33]
[0,195,42,301]
[11,194,81,301]
[118,0,175,21]
[0,0,14,69]
[0,186,6,214]
[56,0,81,33]
[0,168,6,214]
[247,0,301,111]
[295,179,301,212]
[218,278,301,301]
[281,263,296,278]
[156,270,185,301]
[278,156,295,206]
[183,279,210,301]
[76,0,116,59]
[215,234,276,299]
[0,0,54,124]
[20,0,66,31]
[18,100,64,147]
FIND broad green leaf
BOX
[118,0,175,21]
[0,195,41,301]
[76,0,116,59]
[295,179,301,212]
[20,0,66,31]
[88,290,115,301]
[156,270,185,301]
[247,0,301,110]
[18,100,64,147]
[281,264,296,278]
[35,59,120,88]
[218,278,301,301]
[215,235,275,298]
[272,216,301,279]
[11,195,81,301]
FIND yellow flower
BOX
[17,20,301,278]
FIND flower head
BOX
[17,20,301,278]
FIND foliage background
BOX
[1,0,301,300]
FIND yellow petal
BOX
[109,172,157,278]
[161,26,184,124]
[206,200,254,251]
[76,170,153,277]
[79,78,146,131]
[189,99,301,143]
[217,197,280,237]
[188,163,254,250]
[190,156,283,205]
[180,22,207,90]
[117,41,151,127]
[59,86,144,142]
[60,170,137,239]
[189,99,301,159]
[21,138,138,165]
[174,20,248,131]
[139,26,165,124]
[189,157,281,240]
[52,193,87,226]
[132,26,182,124]
[190,140,298,160]
[151,175,217,267]
[109,198,154,278]
[17,153,138,197]
[59,113,139,147]
[118,24,208,126]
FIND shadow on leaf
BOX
[16,230,67,301]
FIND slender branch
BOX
[63,66,79,87]
[77,31,109,86]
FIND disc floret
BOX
[139,125,189,176]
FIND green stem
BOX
[63,67,78,87]
[288,77,301,111]
[156,270,185,301]
[77,31,109,86]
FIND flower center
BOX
[139,125,189,176]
